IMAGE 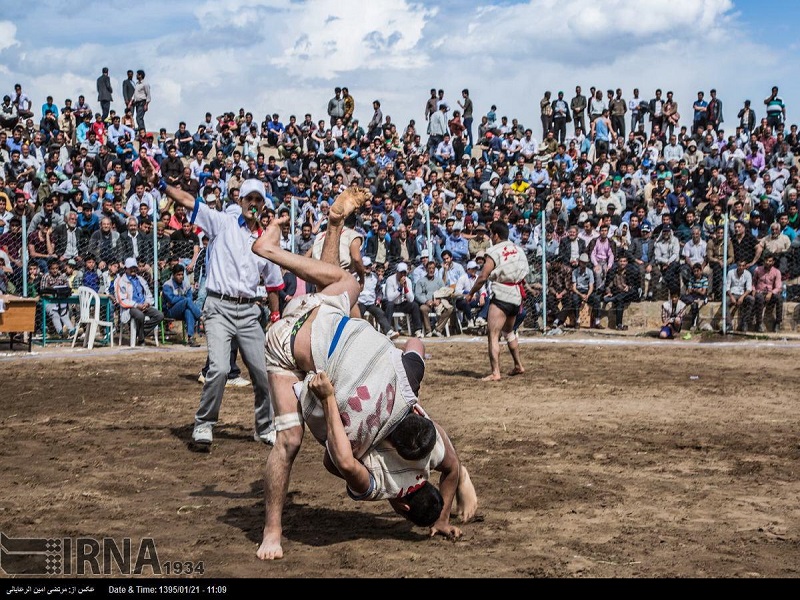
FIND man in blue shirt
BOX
[445,224,470,266]
[162,263,203,347]
[266,114,285,147]
[693,91,708,135]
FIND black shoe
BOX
[616,324,628,331]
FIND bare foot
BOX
[252,214,286,259]
[456,465,478,523]
[329,187,370,224]
[481,374,501,382]
[256,531,284,560]
[509,366,525,376]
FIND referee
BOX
[152,162,283,450]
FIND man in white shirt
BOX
[384,261,424,337]
[725,259,754,332]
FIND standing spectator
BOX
[609,88,627,138]
[96,67,113,120]
[327,87,344,127]
[162,263,203,347]
[129,70,151,132]
[725,259,754,332]
[707,89,723,132]
[752,253,783,332]
[764,86,785,130]
[738,100,757,133]
[122,70,135,109]
[571,86,587,137]
[342,87,355,125]
[427,101,448,156]
[551,91,569,144]
[539,91,553,139]
[601,254,641,330]
[680,262,709,330]
[458,89,474,148]
[367,100,383,141]
[692,91,708,135]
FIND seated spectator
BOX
[81,254,101,292]
[356,256,397,339]
[40,258,74,338]
[115,257,164,346]
[383,261,423,337]
[161,263,202,347]
[414,260,453,337]
[752,253,783,333]
[725,259,754,333]
[568,252,601,328]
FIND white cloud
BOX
[0,1,796,136]
[0,20,18,52]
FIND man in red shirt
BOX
[752,253,783,332]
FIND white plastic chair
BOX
[72,286,115,350]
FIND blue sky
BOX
[1,0,798,138]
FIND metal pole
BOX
[426,203,432,257]
[290,196,296,253]
[22,214,28,297]
[721,213,729,334]
[152,199,159,302]
[540,209,547,334]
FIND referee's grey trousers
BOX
[195,295,273,436]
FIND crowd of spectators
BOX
[1,74,799,346]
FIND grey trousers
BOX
[195,295,273,436]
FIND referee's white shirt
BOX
[191,200,283,298]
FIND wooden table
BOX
[0,295,38,352]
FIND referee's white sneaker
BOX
[226,376,250,388]
[192,422,213,445]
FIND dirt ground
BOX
[1,339,799,579]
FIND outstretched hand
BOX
[429,521,462,541]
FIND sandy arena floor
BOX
[1,338,799,578]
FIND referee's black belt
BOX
[207,290,259,305]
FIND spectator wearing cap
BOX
[162,263,203,347]
[468,224,492,259]
[115,256,164,345]
[444,221,470,265]
[384,261,423,337]
[630,223,657,300]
